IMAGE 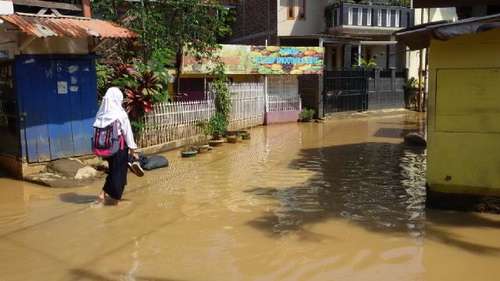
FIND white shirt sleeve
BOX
[118,111,138,150]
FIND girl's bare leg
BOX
[98,190,106,201]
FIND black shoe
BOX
[128,161,144,177]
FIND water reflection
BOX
[247,142,427,239]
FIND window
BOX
[287,0,306,21]
[298,0,306,20]
[352,8,359,25]
[381,9,387,27]
[390,10,397,27]
[287,0,294,19]
[333,9,339,26]
[395,10,400,27]
[362,8,369,26]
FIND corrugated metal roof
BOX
[0,13,139,38]
[396,14,500,50]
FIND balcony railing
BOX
[12,0,83,13]
[328,3,414,29]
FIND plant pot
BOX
[225,130,247,137]
[197,144,210,153]
[240,133,251,140]
[226,136,238,143]
[208,139,224,147]
[181,151,198,158]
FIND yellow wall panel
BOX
[435,69,500,133]
[427,29,500,196]
[427,132,500,195]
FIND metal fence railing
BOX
[137,83,266,147]
[323,69,407,113]
[268,96,301,112]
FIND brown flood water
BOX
[1,110,500,281]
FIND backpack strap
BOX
[119,134,125,150]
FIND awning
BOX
[413,0,495,8]
[0,13,138,38]
[395,14,500,50]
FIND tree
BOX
[91,0,234,92]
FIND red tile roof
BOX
[0,13,139,38]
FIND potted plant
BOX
[299,107,315,122]
[403,77,418,109]
[192,139,210,153]
[181,145,198,157]
[196,119,210,141]
[207,112,227,146]
[226,135,239,143]
[240,132,251,140]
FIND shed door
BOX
[15,56,97,163]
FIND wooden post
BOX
[418,48,423,112]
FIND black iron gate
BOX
[323,70,369,113]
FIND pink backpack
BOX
[92,120,124,157]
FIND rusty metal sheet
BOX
[0,13,138,38]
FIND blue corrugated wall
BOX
[15,55,98,163]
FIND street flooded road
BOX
[1,109,500,281]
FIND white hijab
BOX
[93,87,125,128]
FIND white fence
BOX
[268,95,301,112]
[138,83,265,147]
[227,83,265,130]
[137,100,214,147]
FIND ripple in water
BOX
[249,141,427,238]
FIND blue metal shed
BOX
[14,55,98,163]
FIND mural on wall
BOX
[182,44,324,75]
[182,45,250,74]
[250,46,324,75]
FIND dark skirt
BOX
[103,147,128,200]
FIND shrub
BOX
[299,108,315,121]
[208,112,228,140]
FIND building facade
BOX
[225,0,414,71]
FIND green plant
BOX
[211,64,233,123]
[181,145,198,153]
[92,0,235,94]
[95,61,113,99]
[389,0,411,7]
[196,119,211,139]
[354,57,377,68]
[403,77,419,109]
[403,77,418,91]
[95,40,172,135]
[113,68,167,121]
[208,112,228,140]
[240,132,251,140]
[130,120,146,134]
[299,108,315,121]
[226,135,239,143]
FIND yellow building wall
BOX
[427,29,500,196]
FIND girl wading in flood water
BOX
[93,87,143,205]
